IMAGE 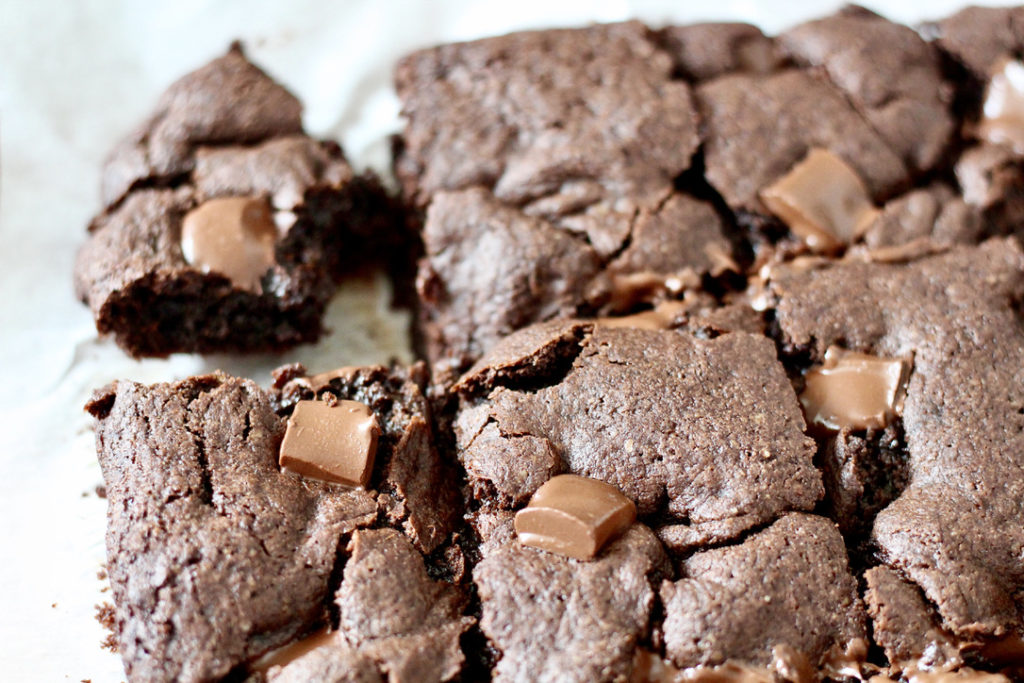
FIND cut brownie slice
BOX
[74,44,406,357]
[452,319,821,547]
[769,238,1024,651]
[86,364,461,681]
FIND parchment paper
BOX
[0,1,992,679]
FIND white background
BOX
[0,1,1000,679]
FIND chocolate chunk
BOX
[274,364,460,554]
[760,148,880,252]
[180,196,276,292]
[772,238,1024,640]
[454,321,821,546]
[475,521,669,681]
[978,59,1024,154]
[661,513,865,671]
[514,474,636,560]
[279,400,380,488]
[698,69,908,216]
[800,346,910,431]
[779,7,954,172]
[596,301,689,331]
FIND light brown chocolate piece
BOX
[800,346,910,431]
[180,196,277,292]
[597,301,689,331]
[251,628,338,674]
[760,149,879,252]
[514,474,636,561]
[279,400,380,488]
[978,59,1024,155]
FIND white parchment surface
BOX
[0,1,993,679]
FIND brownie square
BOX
[74,45,407,357]
[85,363,461,681]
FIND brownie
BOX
[394,22,699,226]
[85,6,1024,682]
[85,364,461,681]
[74,44,405,357]
[768,238,1024,653]
[452,320,821,546]
[397,23,743,378]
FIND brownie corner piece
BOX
[74,44,409,357]
[89,363,464,681]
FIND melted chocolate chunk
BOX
[800,346,910,431]
[514,474,636,561]
[180,196,277,293]
[279,400,380,488]
[760,148,880,252]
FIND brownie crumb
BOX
[95,603,118,653]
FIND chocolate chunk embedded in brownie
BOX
[75,45,406,357]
